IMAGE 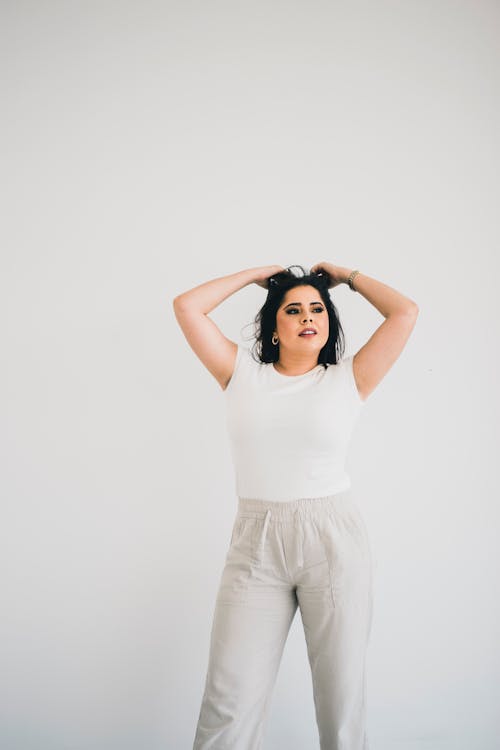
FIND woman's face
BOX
[274,285,329,356]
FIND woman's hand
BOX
[310,262,352,289]
[252,265,287,289]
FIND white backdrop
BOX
[2,2,499,749]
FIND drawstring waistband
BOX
[237,490,354,569]
[252,507,308,569]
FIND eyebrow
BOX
[283,301,324,309]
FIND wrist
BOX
[338,267,354,284]
[345,269,361,290]
[242,267,264,285]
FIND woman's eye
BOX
[286,307,324,314]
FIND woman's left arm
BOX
[311,263,419,402]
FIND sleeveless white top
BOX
[223,345,365,501]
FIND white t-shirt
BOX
[223,345,365,502]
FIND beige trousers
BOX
[192,489,374,750]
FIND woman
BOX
[173,263,418,750]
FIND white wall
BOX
[2,1,499,749]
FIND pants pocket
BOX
[229,512,269,566]
[229,517,246,547]
[318,512,372,611]
[228,516,258,560]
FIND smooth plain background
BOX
[2,1,499,749]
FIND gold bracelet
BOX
[347,269,360,291]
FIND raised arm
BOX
[311,262,419,402]
[172,265,284,390]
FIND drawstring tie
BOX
[255,507,305,570]
[256,510,271,567]
[295,510,304,569]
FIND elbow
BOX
[388,303,419,320]
[172,296,187,318]
[403,302,419,317]
[173,294,207,316]
[173,294,186,309]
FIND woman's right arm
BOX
[172,266,283,390]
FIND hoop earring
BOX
[272,334,279,345]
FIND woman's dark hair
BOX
[244,265,345,367]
